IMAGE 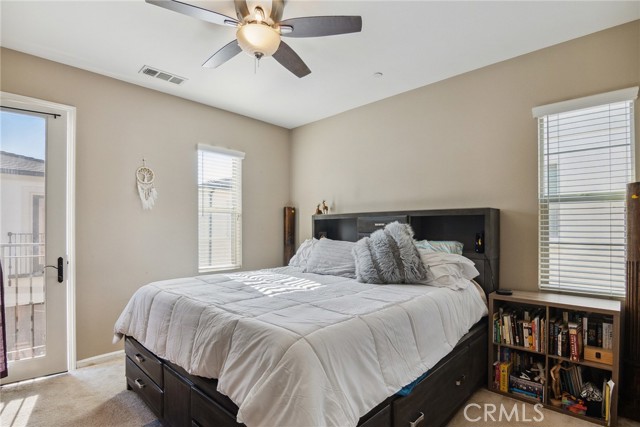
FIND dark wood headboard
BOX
[312,208,499,295]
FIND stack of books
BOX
[557,363,584,398]
[509,374,544,402]
[548,311,584,361]
[584,315,614,349]
[493,307,545,352]
[493,347,544,402]
[583,315,614,365]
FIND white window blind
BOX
[197,144,244,272]
[535,88,637,297]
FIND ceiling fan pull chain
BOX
[254,54,262,74]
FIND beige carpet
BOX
[449,389,640,427]
[1,355,638,427]
[0,356,155,427]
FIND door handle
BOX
[43,257,64,283]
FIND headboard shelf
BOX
[312,207,500,294]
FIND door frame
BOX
[1,91,77,373]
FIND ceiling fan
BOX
[146,0,363,78]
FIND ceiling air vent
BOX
[139,66,187,85]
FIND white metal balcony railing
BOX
[1,232,46,361]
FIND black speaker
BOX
[284,207,295,265]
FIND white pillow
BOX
[419,251,480,290]
[304,238,356,278]
[288,238,317,268]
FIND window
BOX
[197,144,244,272]
[533,87,637,297]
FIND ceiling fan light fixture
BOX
[237,23,281,58]
[253,6,265,23]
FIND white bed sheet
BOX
[114,266,488,427]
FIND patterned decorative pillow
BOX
[414,240,464,255]
[353,222,428,284]
[303,238,356,278]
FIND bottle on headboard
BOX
[475,232,484,253]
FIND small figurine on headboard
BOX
[321,200,329,214]
[315,204,323,215]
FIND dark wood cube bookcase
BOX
[488,291,621,426]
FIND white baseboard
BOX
[76,350,124,369]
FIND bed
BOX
[115,208,499,427]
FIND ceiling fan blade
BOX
[269,0,284,23]
[202,39,242,68]
[146,0,238,27]
[279,16,362,38]
[234,0,249,21]
[272,41,311,78]
[234,0,283,23]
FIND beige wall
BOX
[290,21,640,293]
[2,20,639,360]
[1,48,291,360]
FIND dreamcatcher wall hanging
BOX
[136,159,158,210]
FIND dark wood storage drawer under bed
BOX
[125,337,164,418]
[124,320,486,427]
[393,329,487,427]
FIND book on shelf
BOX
[549,317,557,356]
[559,324,568,358]
[510,387,543,402]
[568,321,583,362]
[540,317,545,354]
[531,316,538,351]
[499,361,513,393]
[493,361,500,390]
[597,321,603,348]
[492,312,501,343]
[516,319,525,347]
[604,378,614,425]
[603,321,613,350]
[523,321,531,349]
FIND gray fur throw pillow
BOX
[352,222,428,284]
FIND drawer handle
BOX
[456,374,466,386]
[134,378,146,389]
[409,412,424,427]
[374,223,386,227]
[134,353,145,363]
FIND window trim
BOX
[534,87,638,298]
[532,87,638,118]
[197,144,245,273]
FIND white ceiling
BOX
[1,1,639,129]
